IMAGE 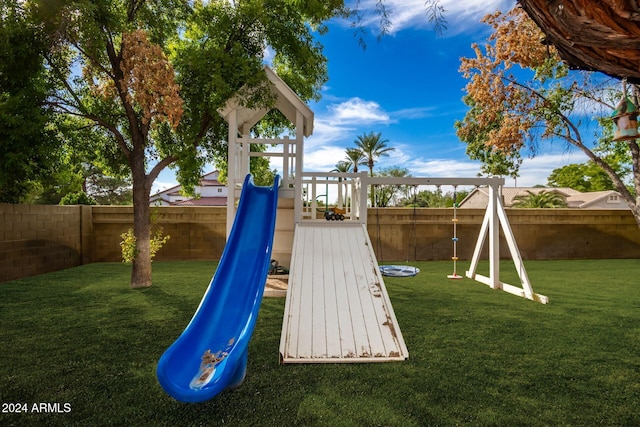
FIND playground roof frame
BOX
[366,177,505,187]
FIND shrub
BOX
[120,227,170,264]
[59,191,97,205]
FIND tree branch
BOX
[500,71,584,145]
[548,129,636,204]
[44,54,88,114]
[195,111,214,142]
[104,27,143,149]
[147,155,178,186]
[71,39,115,80]
[127,0,146,23]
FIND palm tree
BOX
[331,161,352,207]
[344,148,366,173]
[355,131,394,175]
[511,190,568,208]
[332,160,351,173]
[354,131,395,206]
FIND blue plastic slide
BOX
[157,174,281,403]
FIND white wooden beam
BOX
[367,177,505,186]
[226,109,238,238]
[466,205,490,279]
[488,183,501,290]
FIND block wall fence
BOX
[2,203,639,283]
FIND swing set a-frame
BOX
[367,176,549,304]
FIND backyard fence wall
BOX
[2,203,639,283]
[0,204,91,283]
[367,208,640,262]
[90,206,228,263]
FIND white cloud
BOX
[303,146,351,172]
[304,119,355,152]
[302,97,393,170]
[303,98,444,172]
[327,97,392,124]
[407,157,482,178]
[348,0,516,34]
[390,107,437,120]
[263,46,275,65]
[372,144,590,189]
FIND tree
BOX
[13,0,344,288]
[332,160,351,174]
[214,144,277,187]
[0,2,59,203]
[512,190,568,208]
[372,166,411,207]
[24,127,133,205]
[454,97,522,180]
[400,188,469,208]
[60,191,97,206]
[457,6,640,228]
[354,131,394,206]
[547,162,615,192]
[86,172,133,205]
[518,0,640,84]
[344,148,366,173]
[355,131,394,176]
[349,0,447,44]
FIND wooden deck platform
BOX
[279,222,408,363]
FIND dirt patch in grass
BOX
[265,274,288,297]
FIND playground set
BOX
[156,67,548,403]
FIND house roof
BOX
[199,171,223,187]
[566,190,620,208]
[175,197,227,206]
[149,170,227,206]
[199,178,222,187]
[219,66,314,137]
[150,171,224,199]
[460,187,623,208]
[500,187,581,206]
[150,183,181,200]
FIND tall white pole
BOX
[226,110,237,238]
[488,183,501,289]
[294,111,303,224]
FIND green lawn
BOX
[1,259,639,426]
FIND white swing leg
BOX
[466,203,490,280]
[465,184,548,304]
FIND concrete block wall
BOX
[368,208,486,262]
[367,208,640,262]
[506,209,640,260]
[90,206,228,262]
[1,203,639,283]
[0,204,86,282]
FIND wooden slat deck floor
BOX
[279,222,408,363]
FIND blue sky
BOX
[154,0,589,194]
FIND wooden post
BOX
[488,182,501,290]
[294,110,304,224]
[359,172,368,225]
[226,110,237,238]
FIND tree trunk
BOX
[519,0,640,84]
[130,155,152,289]
[369,165,375,207]
[631,203,640,230]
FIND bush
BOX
[120,227,170,263]
[59,191,97,205]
